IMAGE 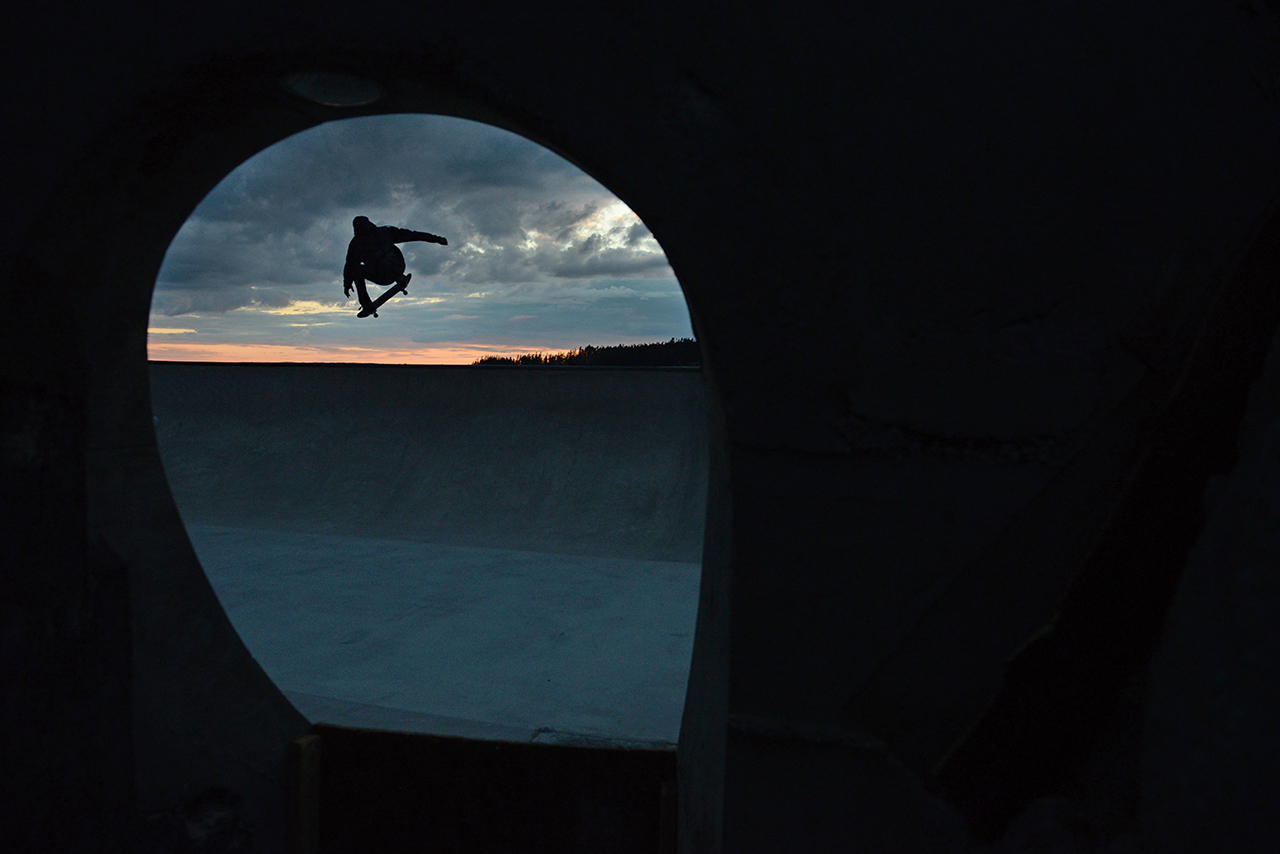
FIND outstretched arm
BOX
[387,226,448,246]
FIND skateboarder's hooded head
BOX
[352,215,376,236]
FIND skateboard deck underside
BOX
[359,282,406,317]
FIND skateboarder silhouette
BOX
[343,215,448,317]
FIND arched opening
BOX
[52,55,731,851]
[147,113,707,747]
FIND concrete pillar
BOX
[1143,225,1280,852]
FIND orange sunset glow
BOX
[146,337,549,365]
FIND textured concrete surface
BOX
[151,362,707,745]
[186,524,698,746]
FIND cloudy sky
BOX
[147,114,692,363]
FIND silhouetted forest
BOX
[473,337,700,367]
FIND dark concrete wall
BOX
[5,1,1280,851]
[1141,217,1280,852]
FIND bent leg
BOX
[353,278,373,310]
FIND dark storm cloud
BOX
[426,233,672,288]
[398,278,693,349]
[187,115,588,236]
[154,114,672,319]
[549,248,673,279]
[189,115,567,226]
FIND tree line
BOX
[473,337,700,367]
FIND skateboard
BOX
[357,275,410,318]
